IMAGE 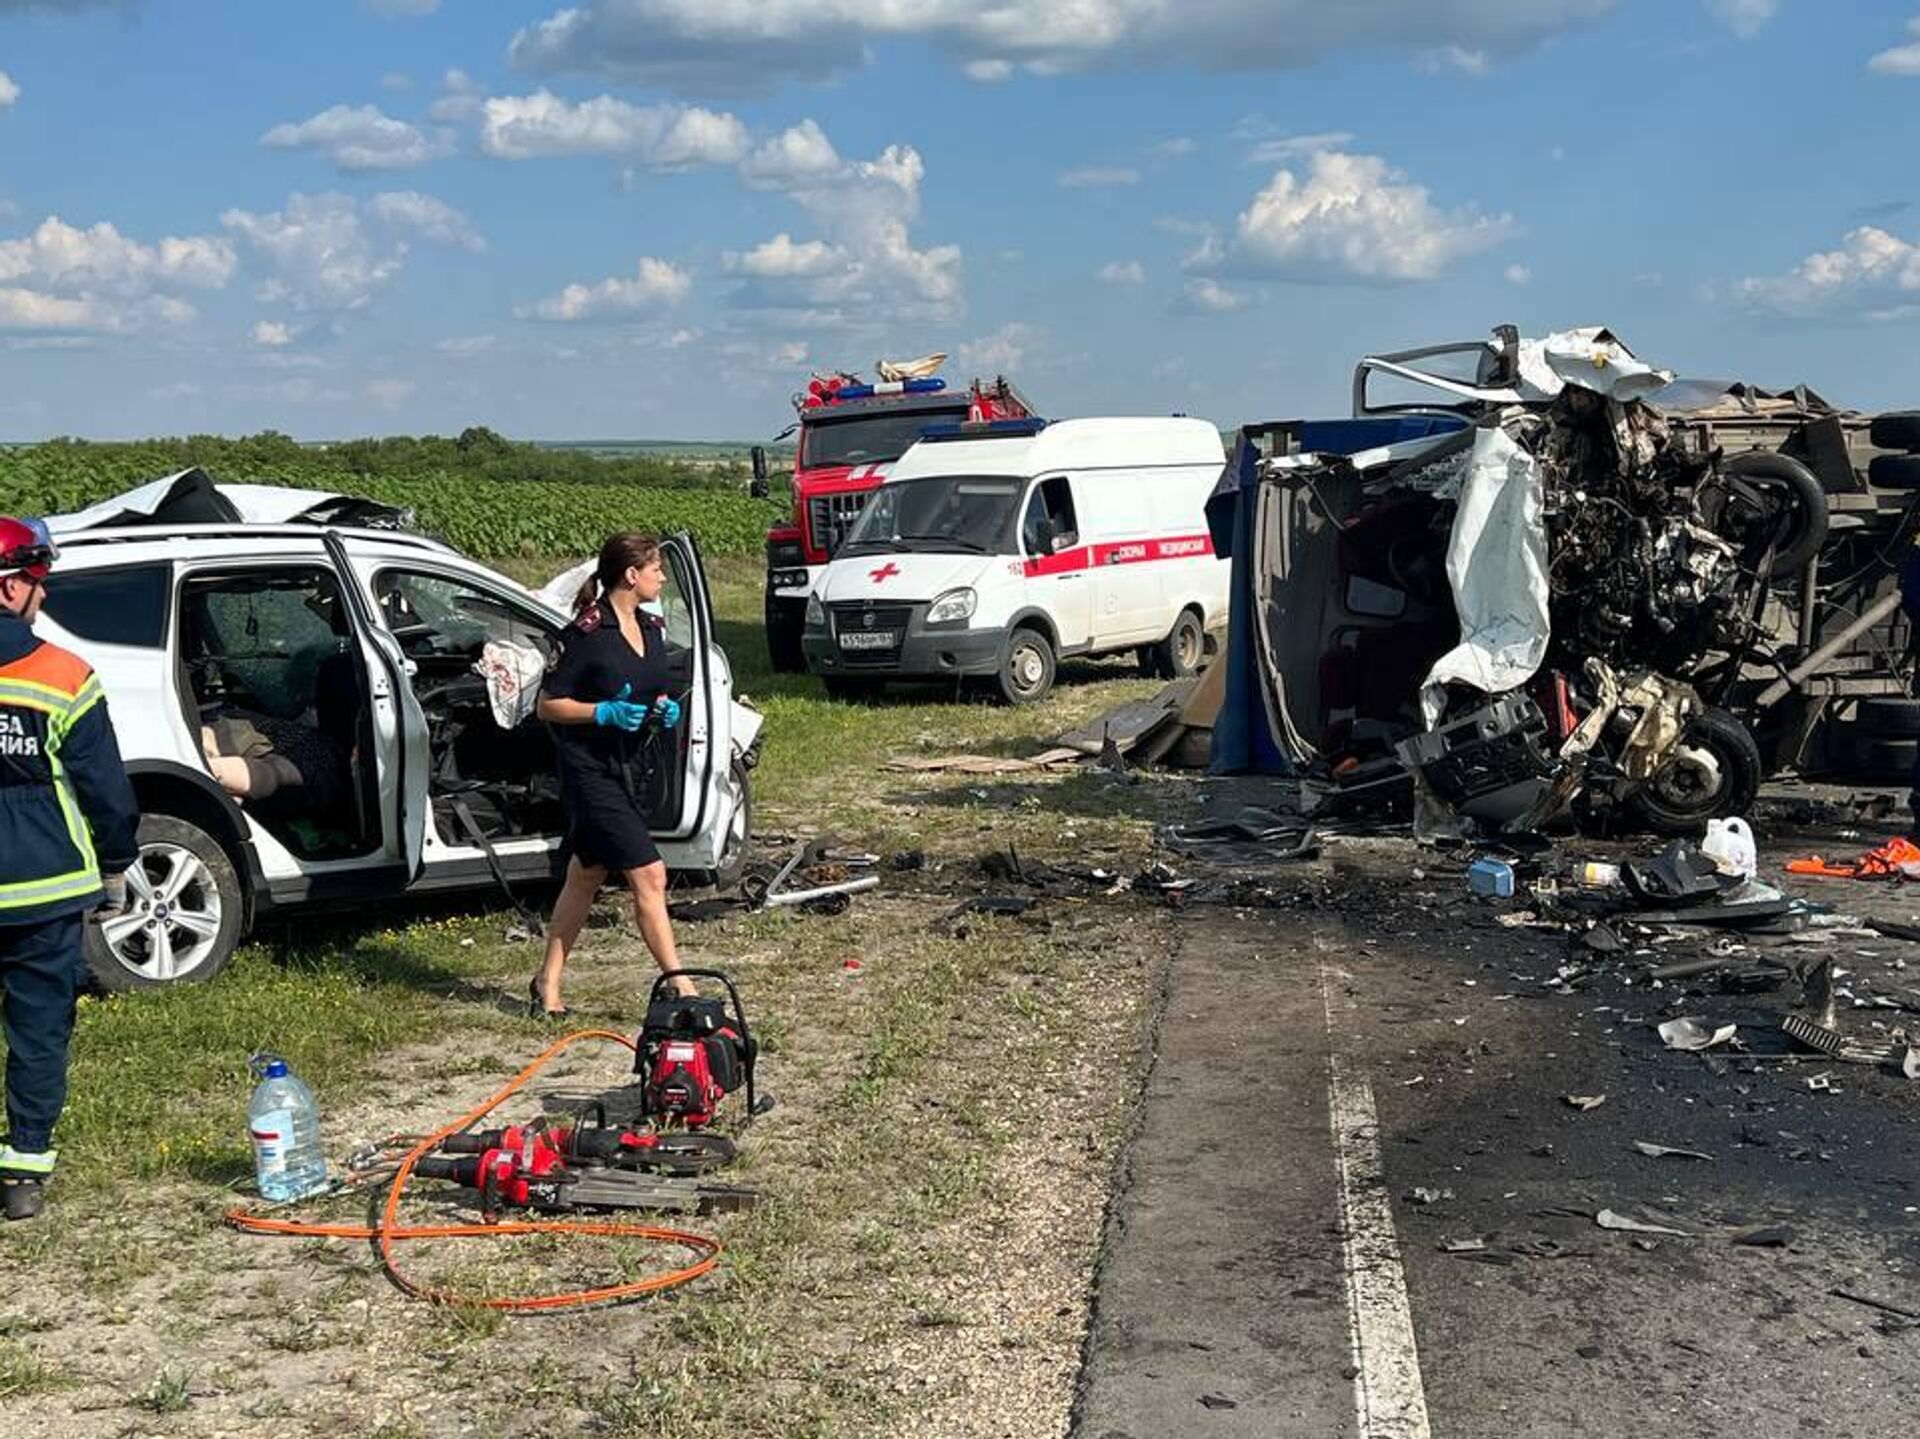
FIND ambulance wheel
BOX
[84,814,244,991]
[997,626,1056,705]
[1150,609,1206,679]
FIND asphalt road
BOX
[1072,832,1920,1438]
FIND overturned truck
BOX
[1210,326,1920,834]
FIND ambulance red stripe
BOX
[1022,532,1214,578]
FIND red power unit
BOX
[635,969,763,1128]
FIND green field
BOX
[2,429,787,557]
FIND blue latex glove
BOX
[652,694,683,730]
[593,682,648,732]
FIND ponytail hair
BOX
[573,531,662,623]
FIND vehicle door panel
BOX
[1022,476,1091,650]
[648,535,716,840]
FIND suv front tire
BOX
[84,814,246,991]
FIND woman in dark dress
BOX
[530,533,694,1016]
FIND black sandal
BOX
[2,1173,46,1222]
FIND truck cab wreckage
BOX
[1214,325,1919,835]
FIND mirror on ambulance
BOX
[749,446,769,500]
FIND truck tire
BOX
[84,814,246,991]
[1149,609,1206,679]
[1854,697,1920,737]
[1706,451,1829,576]
[1841,737,1919,779]
[996,626,1057,706]
[1869,411,1920,451]
[765,594,807,673]
[1628,706,1762,836]
[1868,454,1920,491]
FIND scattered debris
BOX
[1405,1186,1455,1206]
[1631,1141,1714,1161]
[1731,1227,1796,1248]
[886,748,1080,774]
[1563,1094,1609,1111]
[1197,1393,1240,1411]
[1160,807,1319,865]
[1657,1017,1738,1051]
[1441,1238,1489,1253]
[1596,1209,1690,1237]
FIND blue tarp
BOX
[1207,415,1466,775]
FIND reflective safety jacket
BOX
[0,613,139,925]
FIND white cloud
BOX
[1505,263,1532,286]
[737,118,841,185]
[261,104,451,172]
[428,67,484,123]
[1737,225,1920,318]
[1179,278,1249,312]
[732,123,962,323]
[1704,0,1779,37]
[520,257,691,321]
[0,216,236,292]
[478,90,749,168]
[365,377,418,410]
[507,0,1618,96]
[252,319,294,346]
[1098,259,1145,286]
[726,233,847,279]
[1418,45,1489,75]
[381,71,412,92]
[1869,17,1920,75]
[1058,166,1139,188]
[957,323,1040,373]
[435,333,497,356]
[1148,137,1197,159]
[1244,131,1355,165]
[1191,150,1515,284]
[0,71,18,110]
[221,190,483,311]
[367,190,485,251]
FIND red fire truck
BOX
[755,367,1036,671]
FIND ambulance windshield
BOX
[839,475,1024,556]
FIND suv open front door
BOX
[325,533,431,879]
[647,534,720,842]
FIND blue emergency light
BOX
[835,377,948,400]
[918,417,1049,441]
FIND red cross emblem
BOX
[869,561,901,582]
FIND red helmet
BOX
[0,516,56,580]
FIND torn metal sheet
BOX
[1656,1017,1738,1051]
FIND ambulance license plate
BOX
[839,630,897,650]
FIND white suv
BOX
[37,474,759,990]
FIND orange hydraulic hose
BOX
[226,1029,723,1310]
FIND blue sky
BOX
[0,0,1917,440]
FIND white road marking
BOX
[1324,963,1433,1439]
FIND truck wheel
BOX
[997,627,1056,706]
[1869,411,1920,451]
[1853,697,1920,738]
[84,814,245,991]
[765,595,807,674]
[1868,454,1920,491]
[1150,609,1206,679]
[1628,707,1762,836]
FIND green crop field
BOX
[1,428,789,558]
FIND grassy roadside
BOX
[0,549,1179,1438]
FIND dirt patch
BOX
[0,888,1168,1439]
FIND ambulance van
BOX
[801,416,1227,703]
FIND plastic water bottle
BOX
[248,1054,328,1202]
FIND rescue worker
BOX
[0,516,139,1221]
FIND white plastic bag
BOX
[1701,816,1757,879]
